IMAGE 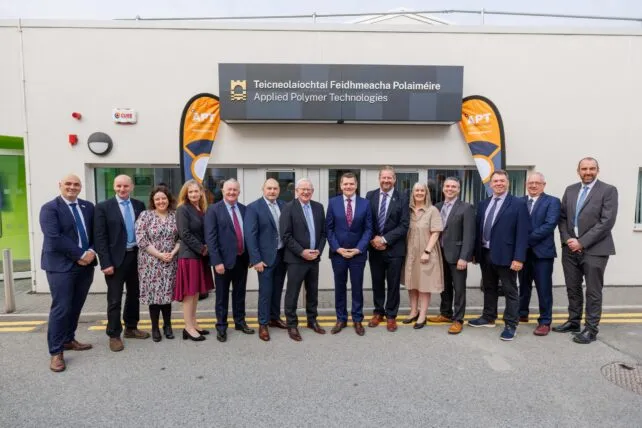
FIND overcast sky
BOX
[1,0,641,26]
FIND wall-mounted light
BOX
[71,112,82,120]
[68,134,78,145]
[87,132,113,156]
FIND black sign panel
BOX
[219,64,463,123]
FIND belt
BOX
[126,247,138,252]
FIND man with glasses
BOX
[518,172,561,336]
[280,178,327,341]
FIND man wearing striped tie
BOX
[554,157,618,344]
[366,166,410,332]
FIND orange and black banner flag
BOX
[180,93,221,183]
[459,95,506,195]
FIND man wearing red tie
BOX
[204,178,254,342]
[326,173,373,336]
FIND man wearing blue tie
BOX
[40,174,97,372]
[518,172,561,336]
[94,175,149,352]
[469,170,530,341]
[244,178,288,341]
[326,173,373,336]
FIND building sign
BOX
[112,108,137,124]
[219,64,463,123]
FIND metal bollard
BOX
[3,249,16,313]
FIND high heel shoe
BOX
[413,319,427,330]
[196,329,210,336]
[402,314,419,324]
[182,329,205,341]
[163,325,174,339]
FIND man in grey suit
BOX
[427,177,475,334]
[554,157,618,344]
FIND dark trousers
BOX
[47,266,94,355]
[257,249,286,326]
[106,251,140,338]
[561,247,609,333]
[519,250,554,325]
[331,256,366,323]
[369,251,403,319]
[215,255,249,331]
[439,257,468,323]
[480,248,519,328]
[284,262,319,328]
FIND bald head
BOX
[113,174,133,200]
[262,178,280,202]
[59,174,82,201]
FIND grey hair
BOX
[527,172,546,183]
[295,178,314,190]
[223,178,240,189]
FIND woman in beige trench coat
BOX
[401,182,444,329]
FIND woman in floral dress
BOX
[135,185,179,342]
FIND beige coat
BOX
[401,205,444,293]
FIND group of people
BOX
[40,158,618,373]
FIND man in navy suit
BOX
[326,172,373,336]
[469,170,530,341]
[366,166,409,332]
[518,172,561,336]
[94,175,149,352]
[244,178,288,342]
[205,178,254,343]
[40,174,96,372]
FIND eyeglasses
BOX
[297,188,313,192]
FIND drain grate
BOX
[601,362,642,396]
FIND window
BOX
[95,167,237,204]
[635,170,642,224]
[328,169,360,199]
[395,172,419,199]
[427,168,527,207]
[266,170,295,202]
[0,154,30,273]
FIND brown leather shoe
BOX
[427,314,452,323]
[288,327,302,342]
[268,318,288,329]
[307,321,326,334]
[368,314,384,328]
[259,325,270,341]
[448,321,463,335]
[533,324,551,336]
[49,353,65,372]
[124,328,151,339]
[331,321,347,335]
[386,318,398,332]
[519,316,529,323]
[63,340,93,351]
[109,337,124,352]
[354,322,365,336]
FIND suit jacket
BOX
[244,197,285,267]
[94,196,145,270]
[523,193,561,259]
[558,180,618,256]
[475,194,530,266]
[435,199,475,264]
[40,196,97,273]
[326,195,373,262]
[366,188,409,258]
[204,200,248,269]
[280,199,326,264]
[176,204,207,260]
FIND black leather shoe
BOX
[163,325,174,339]
[552,321,581,333]
[152,327,162,342]
[182,329,205,341]
[413,321,426,330]
[217,329,227,342]
[573,328,597,344]
[197,329,210,336]
[234,322,255,335]
[307,321,326,334]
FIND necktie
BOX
[69,203,89,251]
[378,192,388,234]
[574,186,589,228]
[346,198,353,228]
[482,198,501,244]
[303,203,316,249]
[440,202,451,246]
[527,198,534,214]
[120,200,135,246]
[269,202,282,248]
[231,205,244,255]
